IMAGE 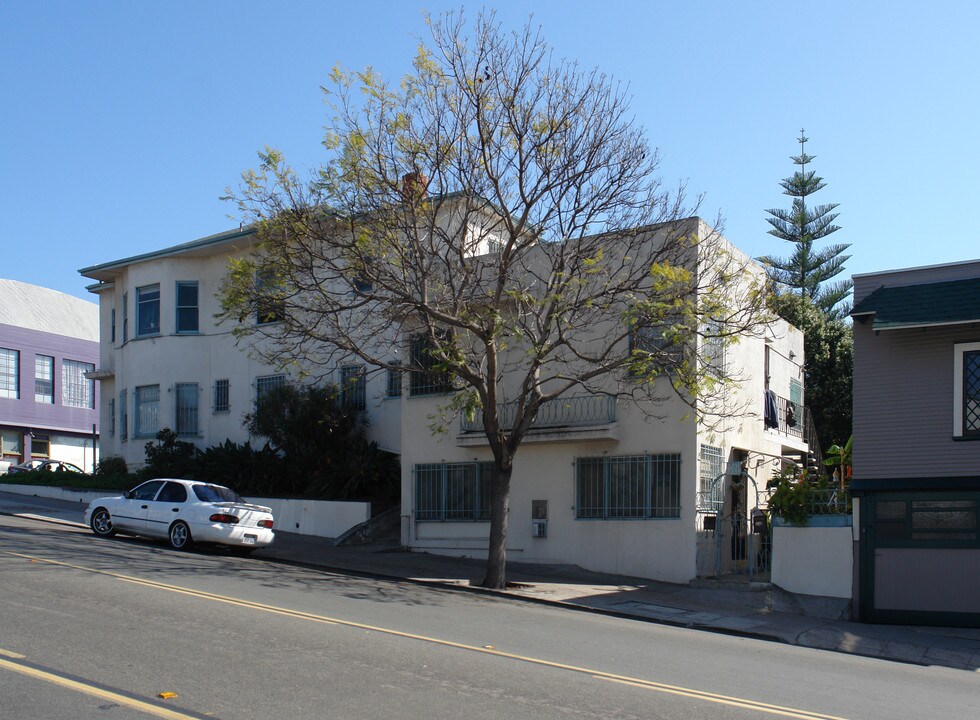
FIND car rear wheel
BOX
[90,508,116,537]
[168,521,192,550]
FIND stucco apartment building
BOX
[79,228,401,468]
[0,279,100,472]
[81,217,810,583]
[399,220,810,583]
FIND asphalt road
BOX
[1,514,977,720]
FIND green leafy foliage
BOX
[94,455,129,477]
[766,466,850,525]
[141,428,199,480]
[245,383,399,507]
[194,440,284,497]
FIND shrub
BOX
[141,428,199,480]
[94,455,129,476]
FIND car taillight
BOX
[257,519,273,529]
[209,513,240,524]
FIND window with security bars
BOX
[965,349,980,437]
[213,379,230,413]
[414,462,495,521]
[699,445,724,494]
[410,332,454,396]
[134,385,160,438]
[576,453,681,518]
[62,359,95,408]
[0,348,18,399]
[255,375,285,407]
[174,383,199,437]
[108,398,115,437]
[340,365,367,411]
[35,355,54,404]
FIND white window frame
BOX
[34,354,54,404]
[953,341,980,438]
[0,348,20,399]
[62,359,95,408]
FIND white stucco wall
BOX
[86,238,401,466]
[401,387,704,583]
[0,483,369,539]
[771,524,853,598]
[398,222,808,583]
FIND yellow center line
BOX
[2,550,851,720]
[601,677,845,720]
[0,656,200,720]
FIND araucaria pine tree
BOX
[759,131,851,317]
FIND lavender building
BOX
[0,279,100,473]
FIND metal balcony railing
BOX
[766,391,804,439]
[460,393,616,434]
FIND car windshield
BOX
[193,484,244,504]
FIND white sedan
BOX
[84,479,275,553]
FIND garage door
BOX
[860,490,980,627]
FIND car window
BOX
[130,480,165,501]
[156,482,188,503]
[192,484,243,504]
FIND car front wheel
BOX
[90,508,116,537]
[168,521,192,550]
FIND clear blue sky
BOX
[2,1,978,301]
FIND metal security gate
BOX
[697,461,771,579]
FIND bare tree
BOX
[220,10,771,588]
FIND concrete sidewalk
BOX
[3,491,979,673]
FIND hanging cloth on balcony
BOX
[764,389,779,429]
[785,400,797,427]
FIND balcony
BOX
[764,390,821,464]
[457,393,618,446]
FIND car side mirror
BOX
[123,491,133,499]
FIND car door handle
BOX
[172,508,180,512]
[141,505,148,509]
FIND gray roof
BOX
[850,277,980,330]
[0,279,99,341]
[79,226,256,282]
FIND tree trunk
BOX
[481,465,512,589]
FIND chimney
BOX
[401,172,429,203]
